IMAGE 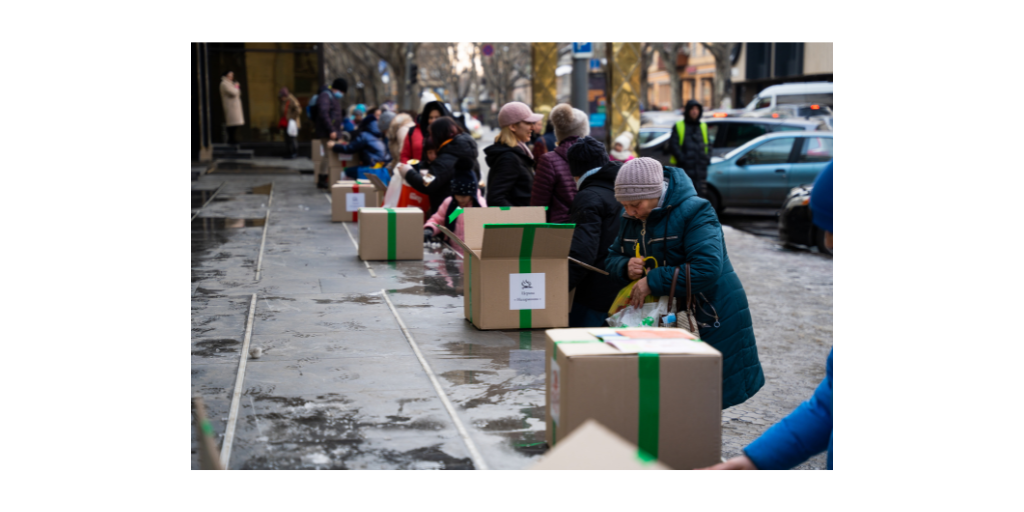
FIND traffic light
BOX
[410,64,418,85]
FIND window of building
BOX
[746,43,771,81]
[774,43,804,78]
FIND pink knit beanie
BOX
[614,157,664,202]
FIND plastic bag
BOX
[607,296,670,328]
[286,119,298,137]
[608,279,658,315]
[382,168,405,208]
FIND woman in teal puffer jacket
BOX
[605,157,764,409]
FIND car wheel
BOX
[706,187,724,214]
[815,228,832,256]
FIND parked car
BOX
[752,103,833,121]
[706,131,833,213]
[641,110,682,127]
[639,117,827,163]
[743,82,833,116]
[779,184,832,255]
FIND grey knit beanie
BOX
[614,157,664,202]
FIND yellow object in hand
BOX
[635,241,658,275]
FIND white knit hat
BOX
[550,103,590,142]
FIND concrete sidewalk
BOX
[191,170,832,470]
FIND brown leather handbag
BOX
[667,264,700,337]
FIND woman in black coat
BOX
[483,101,541,207]
[404,116,480,217]
[565,136,626,327]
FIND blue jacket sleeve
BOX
[744,350,833,470]
[645,201,724,297]
[333,133,368,155]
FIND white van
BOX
[744,82,833,114]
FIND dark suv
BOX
[637,117,828,165]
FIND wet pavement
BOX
[192,168,833,470]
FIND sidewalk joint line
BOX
[220,293,258,468]
[342,222,376,278]
[254,183,274,282]
[191,181,225,222]
[380,289,488,470]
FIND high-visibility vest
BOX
[669,120,709,165]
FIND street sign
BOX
[482,44,494,57]
[572,42,593,59]
[589,58,601,70]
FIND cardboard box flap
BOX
[462,207,546,251]
[480,223,574,260]
[530,419,672,470]
[358,207,420,215]
[547,329,602,343]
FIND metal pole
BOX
[571,55,588,112]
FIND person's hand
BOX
[424,229,435,242]
[698,455,757,470]
[330,132,337,140]
[629,277,651,309]
[627,257,645,281]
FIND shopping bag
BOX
[608,280,658,315]
[286,119,298,137]
[383,169,404,208]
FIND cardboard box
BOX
[311,138,322,169]
[328,151,356,188]
[530,419,672,470]
[446,207,574,330]
[357,207,424,261]
[545,327,722,470]
[331,180,378,222]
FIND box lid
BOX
[357,207,422,215]
[480,223,574,260]
[554,328,720,358]
[462,207,546,251]
[530,419,672,470]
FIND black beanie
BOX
[567,136,609,177]
[332,78,348,93]
[451,157,477,196]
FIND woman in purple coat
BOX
[530,104,590,223]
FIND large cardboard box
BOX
[328,151,356,187]
[311,138,323,169]
[358,207,424,261]
[331,180,378,222]
[447,207,574,330]
[530,419,672,470]
[545,327,722,470]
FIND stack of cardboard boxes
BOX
[331,180,379,222]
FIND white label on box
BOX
[550,359,561,425]
[346,193,365,212]
[605,338,708,354]
[510,273,545,310]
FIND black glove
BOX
[424,229,434,242]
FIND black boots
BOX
[316,174,328,190]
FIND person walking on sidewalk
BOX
[423,157,487,256]
[484,101,542,207]
[604,157,764,409]
[219,71,244,144]
[279,87,302,159]
[668,99,711,197]
[531,103,589,223]
[404,117,481,217]
[565,136,625,327]
[313,78,347,189]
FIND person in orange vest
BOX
[667,99,711,197]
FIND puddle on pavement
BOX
[191,189,231,208]
[251,183,273,195]
[191,217,266,230]
[192,338,240,357]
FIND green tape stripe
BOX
[200,419,214,437]
[519,331,532,350]
[483,223,575,229]
[519,226,535,329]
[448,207,464,224]
[638,352,660,459]
[386,208,396,260]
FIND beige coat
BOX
[282,93,302,129]
[386,113,416,171]
[220,77,245,127]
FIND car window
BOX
[724,123,768,148]
[705,123,720,145]
[745,138,795,165]
[774,124,806,132]
[637,130,667,146]
[755,97,772,109]
[798,137,833,163]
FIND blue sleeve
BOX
[333,133,367,154]
[744,350,833,470]
[645,201,723,297]
[809,160,833,233]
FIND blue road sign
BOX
[572,42,593,58]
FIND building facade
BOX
[730,42,833,108]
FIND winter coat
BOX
[424,193,487,256]
[282,93,302,129]
[744,350,833,470]
[568,161,625,314]
[604,165,764,409]
[542,131,557,152]
[405,133,480,217]
[387,115,416,171]
[531,136,580,223]
[668,100,711,179]
[220,77,244,127]
[314,89,343,139]
[484,143,534,207]
[401,128,426,164]
[332,119,390,167]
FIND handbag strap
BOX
[685,263,693,313]
[668,266,681,313]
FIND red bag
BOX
[278,115,288,129]
[397,186,430,221]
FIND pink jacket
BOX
[424,192,487,255]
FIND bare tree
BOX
[360,43,420,111]
[640,43,655,111]
[701,43,738,109]
[476,43,531,106]
[417,43,460,106]
[657,43,688,111]
[324,44,386,107]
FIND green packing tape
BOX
[519,226,535,329]
[638,352,660,459]
[386,208,397,260]
[448,207,464,223]
[201,419,214,437]
[500,207,510,210]
[636,450,657,464]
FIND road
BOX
[191,167,832,470]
